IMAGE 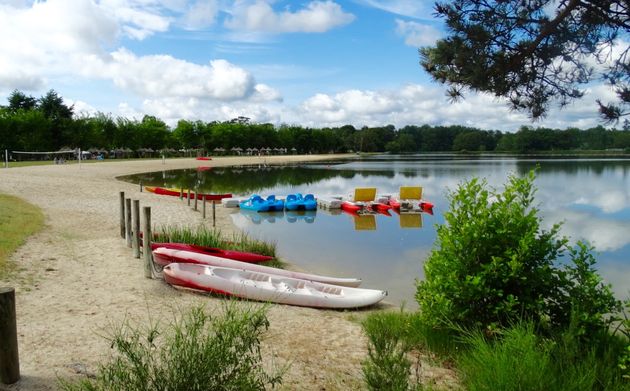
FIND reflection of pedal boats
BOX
[239,209,285,224]
[396,211,423,229]
[286,210,316,223]
[341,209,377,230]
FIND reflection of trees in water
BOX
[515,160,630,177]
[119,165,398,194]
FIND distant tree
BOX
[7,90,37,112]
[38,90,73,121]
[421,0,630,122]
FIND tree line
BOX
[1,89,630,156]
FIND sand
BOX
[0,155,454,390]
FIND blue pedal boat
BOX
[285,193,317,211]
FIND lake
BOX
[121,154,630,308]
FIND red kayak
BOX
[147,186,231,201]
[151,242,273,266]
[196,157,212,161]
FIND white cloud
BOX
[226,1,354,33]
[181,0,219,30]
[358,0,432,19]
[395,19,441,47]
[97,50,269,101]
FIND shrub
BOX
[416,170,622,337]
[59,304,283,391]
[362,311,416,390]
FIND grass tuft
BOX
[59,303,285,391]
[153,224,284,269]
[0,194,45,278]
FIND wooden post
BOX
[119,192,125,238]
[142,207,152,279]
[187,189,191,206]
[125,198,132,248]
[194,190,198,211]
[212,201,216,227]
[132,200,140,259]
[202,197,206,218]
[0,287,19,384]
[179,188,183,200]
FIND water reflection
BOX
[122,155,630,306]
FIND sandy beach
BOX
[0,155,370,391]
[0,155,452,390]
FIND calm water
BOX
[121,155,630,307]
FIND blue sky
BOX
[0,0,619,131]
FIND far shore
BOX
[0,154,423,390]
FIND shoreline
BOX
[0,154,388,390]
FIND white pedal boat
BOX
[153,248,362,288]
[163,263,386,309]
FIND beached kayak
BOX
[145,186,231,201]
[163,263,386,309]
[151,242,273,264]
[153,248,362,287]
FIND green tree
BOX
[416,170,621,335]
[7,90,37,112]
[421,0,629,122]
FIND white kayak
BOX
[163,263,386,309]
[153,248,362,288]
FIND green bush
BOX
[59,304,283,391]
[361,311,416,390]
[416,170,622,337]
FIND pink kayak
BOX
[153,248,362,287]
[151,242,273,265]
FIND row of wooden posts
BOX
[119,187,218,279]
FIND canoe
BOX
[196,157,212,160]
[146,186,231,201]
[285,193,317,211]
[163,263,386,309]
[153,248,362,287]
[150,242,273,264]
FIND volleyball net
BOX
[3,148,82,168]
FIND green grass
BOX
[59,303,285,391]
[0,194,45,278]
[153,224,285,269]
[361,312,629,390]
